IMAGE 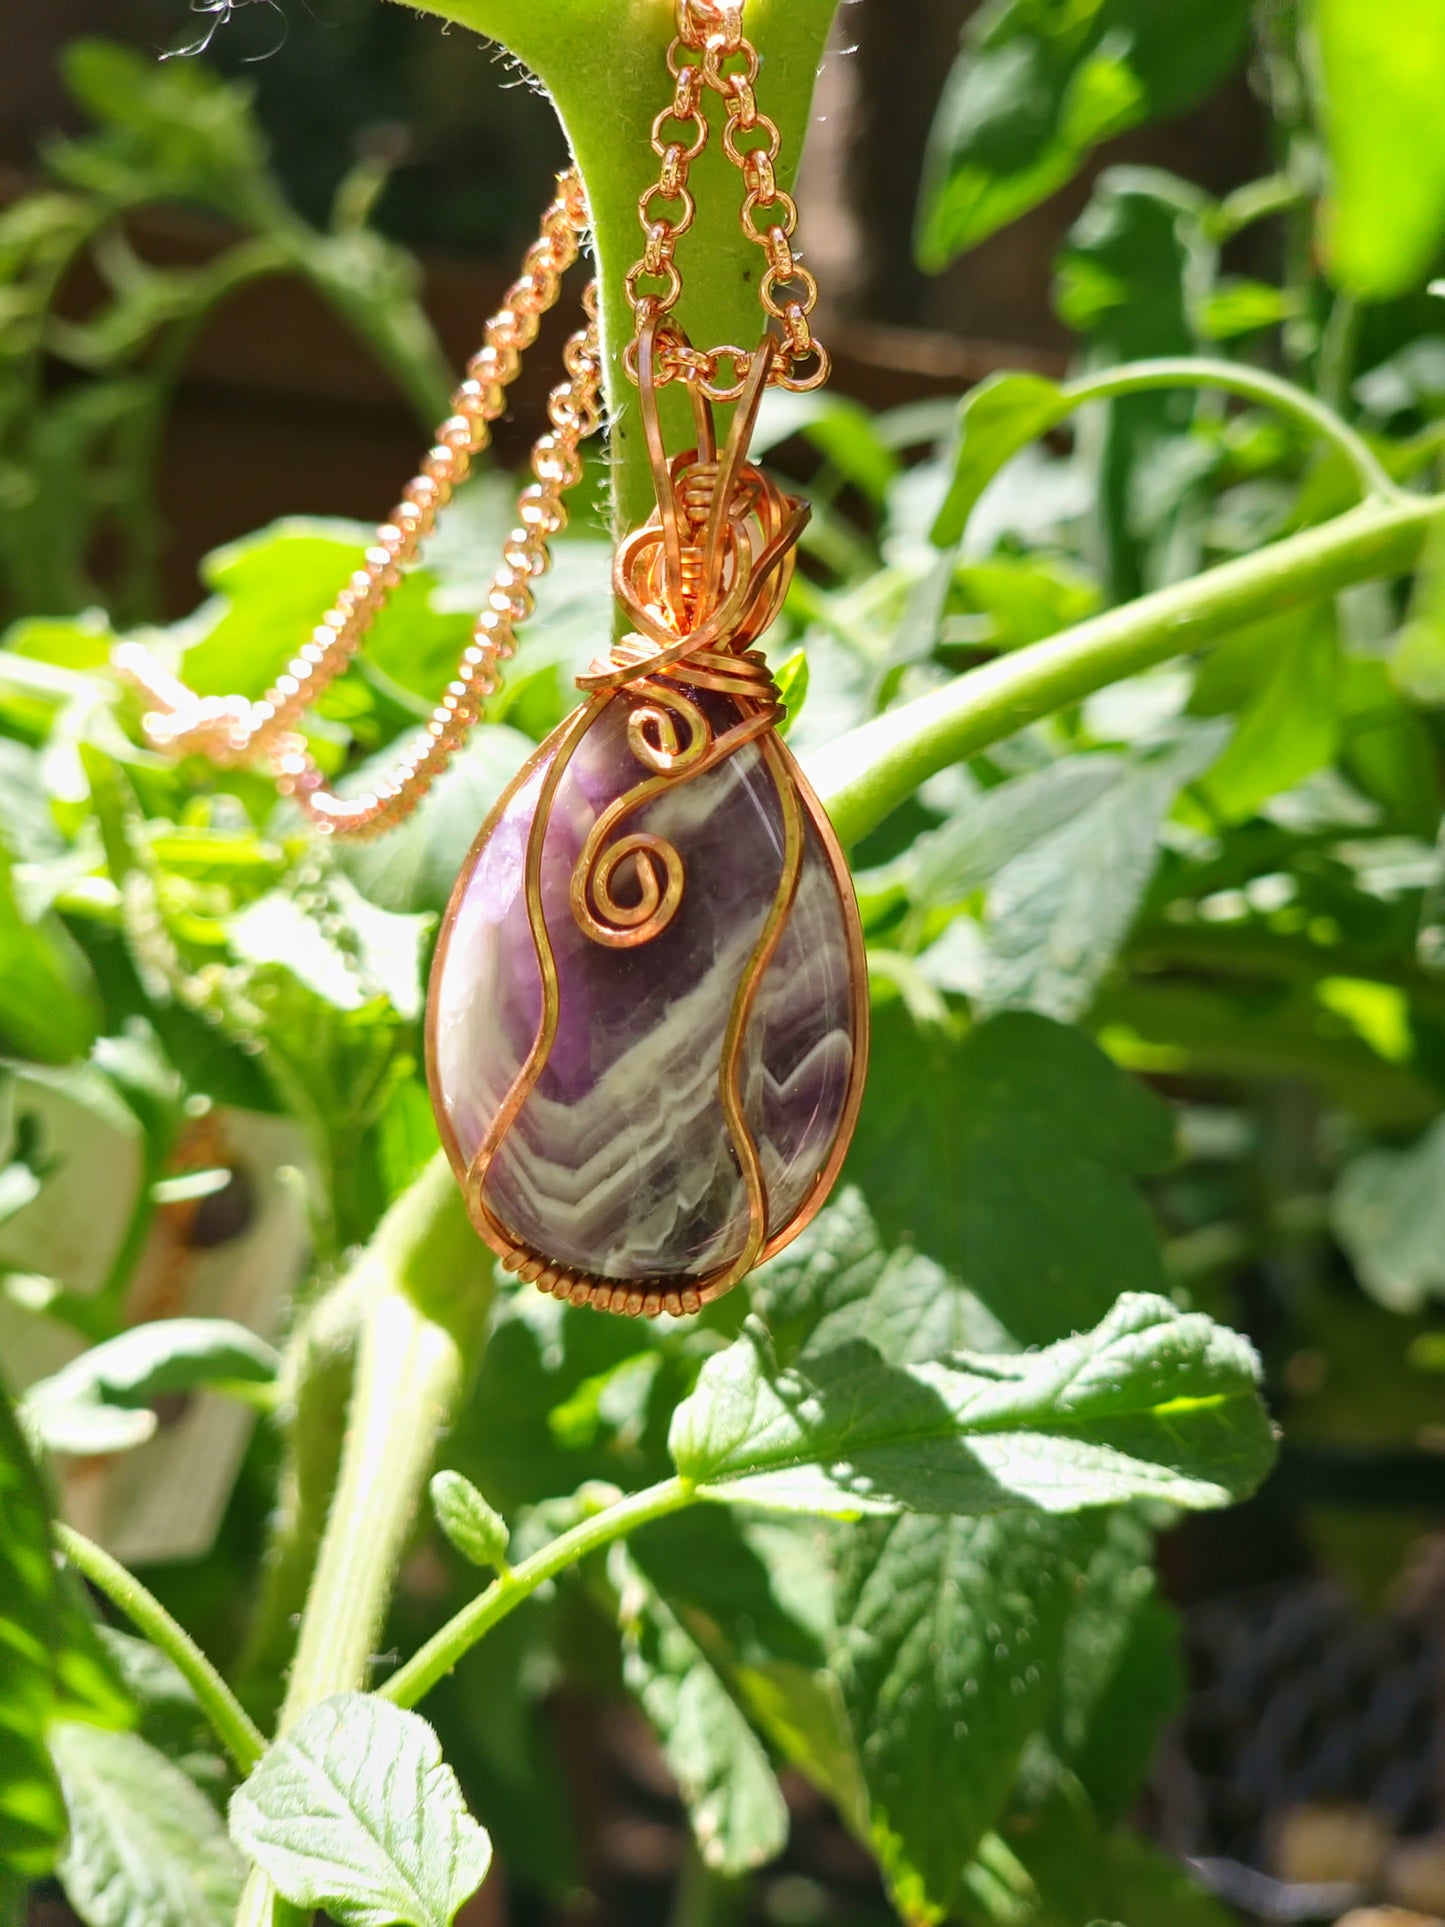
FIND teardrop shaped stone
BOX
[429,690,862,1284]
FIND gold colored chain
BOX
[115,169,600,837]
[115,0,827,831]
[623,0,828,402]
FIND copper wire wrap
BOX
[458,321,821,1314]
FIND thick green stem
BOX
[380,1475,695,1710]
[808,492,1443,847]
[233,1269,370,1729]
[55,1523,265,1774]
[388,0,839,533]
[234,1153,493,1927]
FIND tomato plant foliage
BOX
[3,0,1445,1923]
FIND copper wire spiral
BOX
[567,324,807,953]
[463,324,817,1312]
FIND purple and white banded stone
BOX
[429,690,860,1282]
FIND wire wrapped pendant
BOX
[427,334,868,1315]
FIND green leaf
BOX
[950,555,1102,654]
[337,725,535,917]
[620,1560,789,1876]
[670,1292,1274,1518]
[52,1724,244,1927]
[1189,606,1339,823]
[907,760,1121,913]
[642,1505,832,1658]
[97,1631,229,1803]
[0,1385,129,1881]
[0,840,101,1066]
[916,0,1250,267]
[1311,0,1445,298]
[22,1320,280,1457]
[843,1011,1174,1346]
[981,1773,1233,1925]
[1332,1115,1445,1312]
[930,374,1067,548]
[754,391,902,505]
[752,1187,1010,1370]
[54,41,271,219]
[1199,278,1298,340]
[235,966,412,1252]
[1056,169,1214,602]
[969,724,1230,1021]
[772,650,809,739]
[834,1511,1099,1920]
[229,1693,492,1927]
[1046,1510,1181,1825]
[180,521,468,707]
[430,1471,510,1572]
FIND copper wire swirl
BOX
[464,322,821,1311]
[568,324,807,953]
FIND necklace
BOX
[114,1,868,1318]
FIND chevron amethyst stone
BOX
[428,690,861,1286]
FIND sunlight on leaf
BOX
[53,1725,243,1927]
[671,1292,1274,1518]
[229,1694,491,1927]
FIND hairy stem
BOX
[808,492,1443,847]
[234,1153,492,1927]
[233,1270,370,1729]
[380,1476,695,1709]
[55,1523,265,1774]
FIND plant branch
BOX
[55,1522,265,1775]
[807,492,1443,847]
[379,1475,695,1710]
[234,1152,492,1927]
[1059,356,1398,501]
[273,1154,490,1721]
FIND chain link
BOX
[114,3,831,832]
[115,169,602,837]
[623,0,829,402]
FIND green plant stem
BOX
[232,1269,372,1726]
[1316,296,1361,415]
[1059,356,1397,500]
[670,1842,747,1927]
[391,0,839,535]
[275,1154,488,1714]
[809,491,1443,847]
[380,1475,695,1710]
[234,1152,492,1927]
[54,1522,265,1774]
[1211,171,1308,240]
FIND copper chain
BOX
[623,0,828,401]
[115,170,600,837]
[114,0,825,832]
